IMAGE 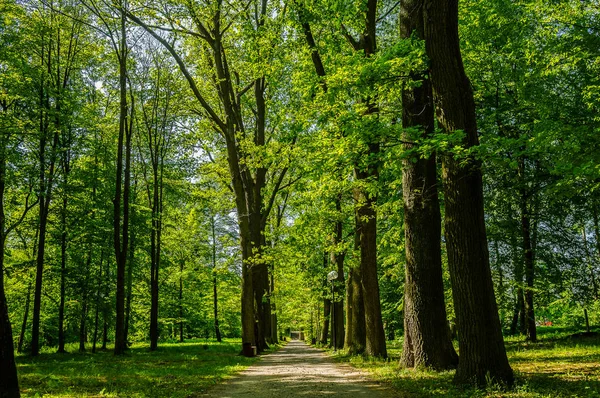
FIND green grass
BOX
[16,339,275,397]
[324,327,600,397]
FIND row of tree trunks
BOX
[423,0,514,386]
[399,0,458,371]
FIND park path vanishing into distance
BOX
[203,340,397,397]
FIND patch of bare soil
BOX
[203,340,397,397]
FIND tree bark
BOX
[113,7,132,355]
[423,0,513,386]
[0,141,20,397]
[211,216,222,342]
[18,281,32,353]
[399,0,457,370]
[518,157,536,342]
[344,267,354,350]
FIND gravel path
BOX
[203,340,397,397]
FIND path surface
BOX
[203,340,397,397]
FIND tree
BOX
[423,0,513,385]
[399,0,458,370]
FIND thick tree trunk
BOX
[399,0,457,370]
[331,202,345,349]
[424,0,513,386]
[348,223,367,354]
[354,172,387,358]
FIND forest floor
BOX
[202,339,396,397]
[325,326,600,397]
[15,338,264,397]
[15,327,600,397]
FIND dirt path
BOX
[203,340,397,397]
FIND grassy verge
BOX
[16,338,280,397]
[322,327,600,397]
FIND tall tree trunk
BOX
[354,172,387,357]
[509,227,526,335]
[399,0,457,370]
[114,8,131,355]
[423,0,513,386]
[519,160,536,342]
[344,267,354,350]
[331,197,345,349]
[0,143,21,397]
[57,190,67,353]
[349,223,366,354]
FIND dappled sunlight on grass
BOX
[322,328,600,397]
[17,338,266,397]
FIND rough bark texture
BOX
[423,0,514,386]
[348,224,367,354]
[399,0,458,370]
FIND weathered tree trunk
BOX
[399,0,457,370]
[423,0,514,386]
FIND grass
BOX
[324,326,600,397]
[16,338,276,397]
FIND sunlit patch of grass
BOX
[17,338,279,397]
[324,328,600,397]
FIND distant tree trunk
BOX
[18,281,32,353]
[509,228,526,335]
[424,0,513,386]
[57,189,68,354]
[211,216,221,343]
[349,223,366,354]
[584,308,590,333]
[518,157,536,342]
[113,8,132,356]
[270,268,278,344]
[124,221,134,346]
[92,249,104,354]
[79,251,92,352]
[331,197,345,349]
[320,252,331,345]
[399,0,457,370]
[179,259,184,343]
[344,267,354,350]
[0,143,21,397]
